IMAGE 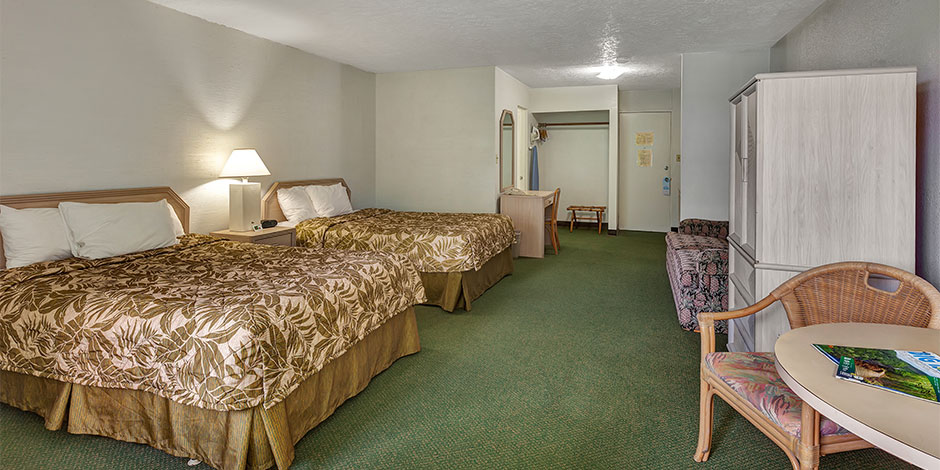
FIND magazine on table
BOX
[813,344,940,404]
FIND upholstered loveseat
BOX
[665,219,729,333]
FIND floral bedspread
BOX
[0,234,425,411]
[295,209,515,273]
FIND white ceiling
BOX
[147,0,825,90]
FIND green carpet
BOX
[0,230,915,469]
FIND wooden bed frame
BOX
[0,187,189,270]
[261,178,351,221]
[0,186,420,470]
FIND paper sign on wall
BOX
[635,132,654,146]
[637,149,652,167]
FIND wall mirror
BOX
[499,109,515,191]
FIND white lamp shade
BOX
[219,149,271,178]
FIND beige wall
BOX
[375,67,496,213]
[770,0,940,287]
[679,49,770,221]
[0,0,376,234]
[374,68,617,218]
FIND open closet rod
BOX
[538,121,609,127]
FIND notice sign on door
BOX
[635,132,654,146]
[637,149,652,167]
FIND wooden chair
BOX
[694,262,940,470]
[544,188,560,255]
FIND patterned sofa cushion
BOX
[679,219,729,240]
[705,352,851,438]
[666,232,728,254]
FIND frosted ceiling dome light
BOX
[596,64,627,80]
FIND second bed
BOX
[262,179,515,312]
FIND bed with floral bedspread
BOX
[0,234,425,469]
[295,209,515,311]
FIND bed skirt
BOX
[419,247,513,312]
[0,307,420,470]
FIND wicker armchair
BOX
[694,262,940,470]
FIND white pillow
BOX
[305,183,353,217]
[167,203,185,237]
[59,200,179,260]
[277,186,318,224]
[0,205,73,268]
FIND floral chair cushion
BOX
[705,352,851,438]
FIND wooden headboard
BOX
[261,178,351,221]
[0,187,190,270]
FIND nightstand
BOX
[210,225,296,247]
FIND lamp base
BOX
[229,182,261,232]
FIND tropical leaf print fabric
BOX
[0,234,425,411]
[295,209,515,273]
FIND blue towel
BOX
[529,146,539,190]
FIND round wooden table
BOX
[774,323,940,469]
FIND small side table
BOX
[775,323,940,468]
[567,205,606,234]
[210,225,296,247]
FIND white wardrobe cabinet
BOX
[726,67,917,352]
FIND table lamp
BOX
[219,148,270,231]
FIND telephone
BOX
[503,187,528,196]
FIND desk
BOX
[775,323,940,469]
[500,190,554,258]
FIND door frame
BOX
[618,110,674,232]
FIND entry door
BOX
[618,112,672,232]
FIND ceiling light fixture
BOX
[596,64,627,80]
